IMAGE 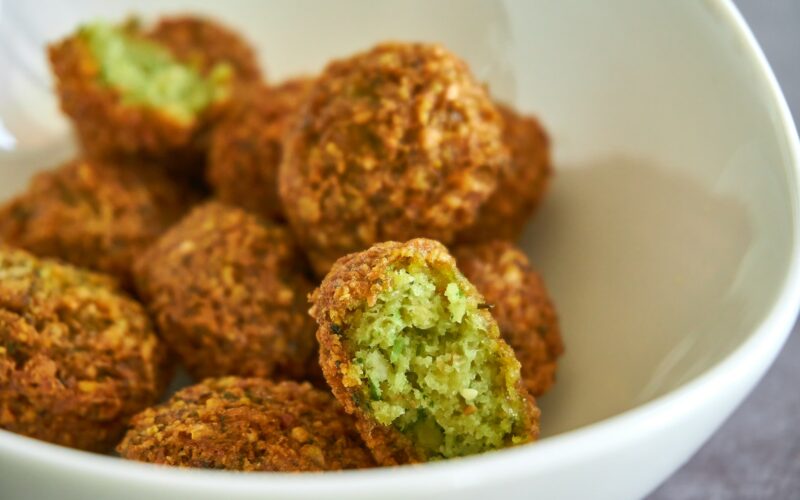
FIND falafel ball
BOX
[458,104,552,243]
[0,158,198,287]
[279,43,510,276]
[134,201,317,381]
[310,238,539,465]
[0,246,169,452]
[208,78,313,220]
[453,241,563,397]
[48,16,260,168]
[117,377,375,471]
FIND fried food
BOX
[133,201,316,381]
[48,16,260,170]
[279,42,510,275]
[310,238,538,465]
[0,158,197,288]
[208,78,313,220]
[147,16,261,83]
[458,104,552,242]
[0,246,169,452]
[117,377,375,471]
[453,241,563,396]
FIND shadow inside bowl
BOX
[522,157,752,437]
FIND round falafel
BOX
[117,377,375,471]
[48,16,260,169]
[279,42,510,276]
[133,201,317,381]
[208,78,313,220]
[458,104,552,243]
[0,158,198,288]
[453,241,563,397]
[0,246,169,452]
[310,238,539,465]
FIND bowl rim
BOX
[1,0,799,495]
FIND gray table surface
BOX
[649,2,800,499]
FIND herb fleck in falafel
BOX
[117,377,374,471]
[208,78,313,220]
[48,16,260,168]
[454,241,563,396]
[458,104,552,242]
[0,158,197,287]
[310,239,539,465]
[134,202,316,381]
[279,43,510,276]
[0,246,169,452]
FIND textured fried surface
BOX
[279,43,510,275]
[0,158,197,288]
[134,202,316,381]
[118,377,374,471]
[208,78,313,220]
[48,17,259,170]
[0,246,169,452]
[458,104,552,242]
[454,241,563,396]
[148,16,261,83]
[310,239,538,465]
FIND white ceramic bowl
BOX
[1,1,798,499]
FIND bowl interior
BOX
[0,0,795,442]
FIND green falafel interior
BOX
[79,21,231,124]
[344,262,532,459]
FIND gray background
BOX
[649,1,800,499]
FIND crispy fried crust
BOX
[0,246,169,452]
[458,104,552,242]
[454,241,564,396]
[0,158,197,288]
[48,17,260,171]
[310,239,539,465]
[133,202,316,381]
[148,16,261,83]
[117,377,374,471]
[208,78,313,220]
[279,43,510,275]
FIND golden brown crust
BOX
[454,241,563,396]
[207,78,313,220]
[310,239,538,465]
[117,377,375,471]
[458,104,552,243]
[279,43,510,276]
[0,158,198,288]
[47,17,260,174]
[0,246,169,452]
[133,201,317,381]
[148,16,261,83]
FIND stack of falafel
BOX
[0,15,563,471]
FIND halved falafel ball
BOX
[117,377,375,471]
[0,158,198,287]
[453,241,563,397]
[0,246,169,452]
[311,239,539,465]
[279,43,510,276]
[458,104,552,243]
[208,78,313,220]
[134,201,316,381]
[48,17,260,168]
